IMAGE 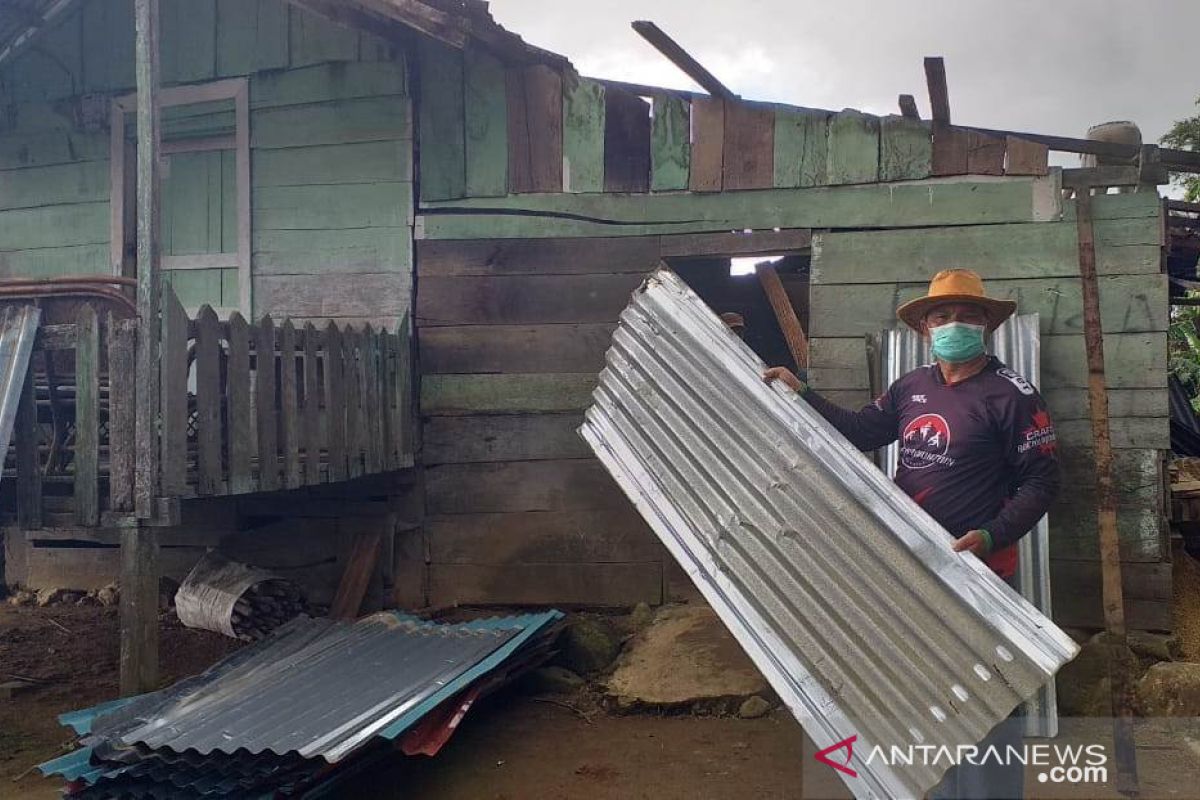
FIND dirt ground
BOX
[6,603,1200,800]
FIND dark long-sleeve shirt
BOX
[803,357,1060,577]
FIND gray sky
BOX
[489,0,1199,162]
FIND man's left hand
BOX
[953,530,990,556]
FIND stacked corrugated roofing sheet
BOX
[579,268,1078,800]
[40,610,562,798]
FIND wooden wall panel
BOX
[773,108,829,188]
[463,46,509,197]
[650,94,690,191]
[563,77,606,192]
[688,97,724,192]
[722,103,774,190]
[506,65,564,193]
[417,39,465,201]
[417,274,644,326]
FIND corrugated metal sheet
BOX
[0,304,40,483]
[580,269,1078,800]
[876,315,1058,738]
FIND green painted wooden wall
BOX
[0,0,412,329]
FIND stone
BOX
[6,589,35,607]
[604,605,769,710]
[737,696,772,719]
[1127,631,1182,663]
[1056,632,1140,717]
[525,666,585,694]
[629,602,654,630]
[96,585,119,607]
[1138,662,1200,716]
[556,618,621,675]
[58,591,82,605]
[35,588,63,608]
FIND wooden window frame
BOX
[109,77,251,317]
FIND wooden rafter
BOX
[631,20,737,101]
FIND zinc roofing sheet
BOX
[579,268,1078,799]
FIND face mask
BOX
[929,321,986,363]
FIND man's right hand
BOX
[762,366,807,394]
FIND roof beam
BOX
[898,94,920,120]
[631,20,737,101]
[923,56,951,124]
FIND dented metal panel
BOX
[580,269,1078,800]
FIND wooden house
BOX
[0,0,1192,679]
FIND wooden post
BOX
[74,305,100,526]
[108,316,137,512]
[1075,186,1139,796]
[755,262,809,369]
[14,363,41,530]
[122,0,162,697]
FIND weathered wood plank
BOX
[330,527,383,620]
[689,97,724,192]
[966,130,1006,176]
[416,236,660,276]
[880,115,932,181]
[251,96,411,150]
[932,125,970,176]
[420,323,616,374]
[194,306,223,495]
[226,312,254,493]
[215,0,290,76]
[362,327,382,473]
[14,363,41,529]
[773,107,829,189]
[344,328,363,478]
[659,229,812,257]
[279,320,300,488]
[604,89,650,193]
[425,459,623,514]
[463,45,508,197]
[525,65,565,192]
[424,413,591,464]
[418,175,1059,239]
[417,38,465,201]
[723,102,774,190]
[253,183,411,230]
[395,318,413,462]
[428,562,661,607]
[107,317,137,512]
[74,305,99,526]
[1058,417,1168,450]
[161,0,217,84]
[1005,136,1050,176]
[417,273,642,326]
[252,140,411,186]
[811,215,1164,284]
[255,316,279,491]
[826,110,879,185]
[563,76,606,193]
[422,373,597,415]
[249,62,406,110]
[425,507,661,563]
[1044,388,1167,421]
[505,65,533,194]
[160,288,189,496]
[650,93,690,191]
[324,322,347,482]
[253,227,412,274]
[1050,560,1171,632]
[254,273,406,320]
[380,330,398,469]
[302,322,321,484]
[807,274,1168,338]
[288,2,359,68]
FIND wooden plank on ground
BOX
[650,93,689,191]
[302,323,321,484]
[416,236,661,277]
[417,38,465,201]
[880,115,932,181]
[194,306,223,495]
[688,97,724,192]
[464,45,509,197]
[15,363,41,529]
[417,273,644,326]
[324,322,347,481]
[419,323,616,374]
[966,130,1006,175]
[160,288,189,496]
[74,305,99,526]
[826,110,879,184]
[330,527,384,620]
[226,312,254,493]
[562,75,606,192]
[423,413,591,464]
[422,373,597,415]
[255,316,279,491]
[604,89,651,192]
[773,108,829,188]
[722,102,774,190]
[428,562,662,607]
[425,459,625,514]
[1006,136,1050,176]
[279,320,300,488]
[107,317,137,512]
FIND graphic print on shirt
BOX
[900,413,957,470]
[1019,409,1058,455]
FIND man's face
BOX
[921,302,987,336]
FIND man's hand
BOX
[952,530,992,557]
[763,366,806,394]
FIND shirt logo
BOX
[900,413,956,470]
[911,394,927,404]
[1018,409,1058,455]
[996,367,1034,396]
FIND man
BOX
[764,268,1060,800]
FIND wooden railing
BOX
[6,286,413,528]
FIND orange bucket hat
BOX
[895,269,1016,333]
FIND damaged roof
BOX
[579,268,1078,800]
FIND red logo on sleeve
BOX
[1018,410,1057,455]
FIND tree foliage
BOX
[1171,297,1200,412]
[1163,96,1200,201]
